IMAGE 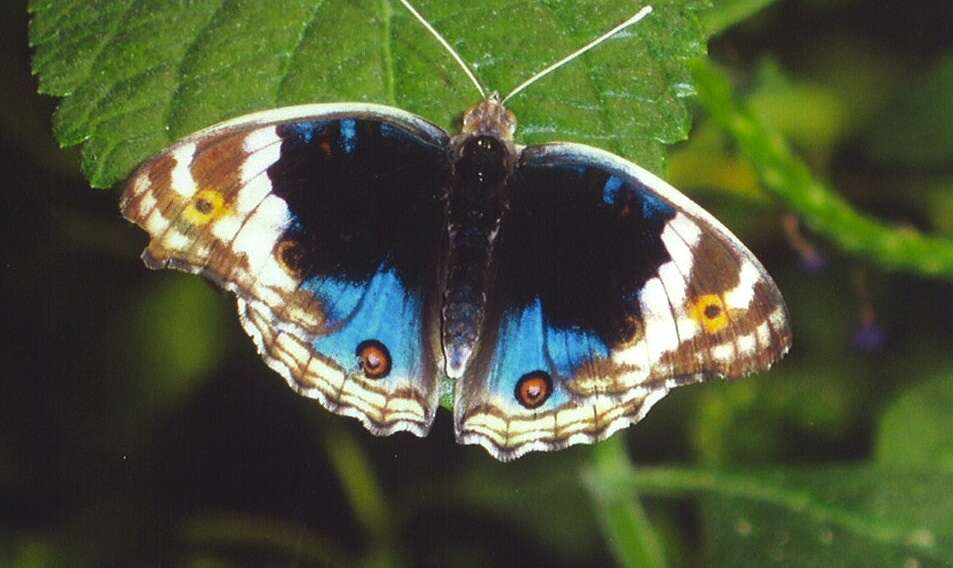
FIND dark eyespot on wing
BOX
[515,370,553,409]
[357,339,392,379]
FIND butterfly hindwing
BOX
[121,104,451,436]
[238,266,437,436]
[455,143,792,460]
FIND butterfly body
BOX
[121,99,790,461]
[443,100,518,378]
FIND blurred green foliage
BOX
[5,0,953,566]
[867,55,953,168]
[876,371,953,470]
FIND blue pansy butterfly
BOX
[120,3,790,460]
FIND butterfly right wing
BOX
[120,104,452,436]
[455,143,791,460]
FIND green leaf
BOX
[618,466,953,567]
[867,53,953,168]
[29,0,710,188]
[876,371,953,469]
[690,363,864,466]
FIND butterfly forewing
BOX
[121,104,452,437]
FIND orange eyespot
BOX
[356,340,391,379]
[183,188,227,225]
[690,294,730,333]
[515,371,553,409]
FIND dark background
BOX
[3,1,952,566]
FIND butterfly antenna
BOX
[501,5,653,105]
[399,0,488,100]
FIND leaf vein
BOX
[166,0,229,139]
[66,1,139,138]
[380,0,397,106]
[276,0,327,104]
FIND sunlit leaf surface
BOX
[30,0,708,187]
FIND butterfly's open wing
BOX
[121,104,451,437]
[455,143,792,460]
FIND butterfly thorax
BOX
[442,99,517,378]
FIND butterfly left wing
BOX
[455,143,792,460]
[120,104,452,437]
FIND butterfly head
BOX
[460,95,516,142]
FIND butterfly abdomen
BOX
[442,133,515,378]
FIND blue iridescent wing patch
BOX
[454,143,791,460]
[121,104,451,436]
[239,266,436,435]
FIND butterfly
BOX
[119,3,790,461]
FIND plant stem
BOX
[692,58,953,280]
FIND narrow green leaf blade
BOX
[701,0,777,35]
[586,437,667,568]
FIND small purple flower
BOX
[798,250,827,273]
[853,321,886,351]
